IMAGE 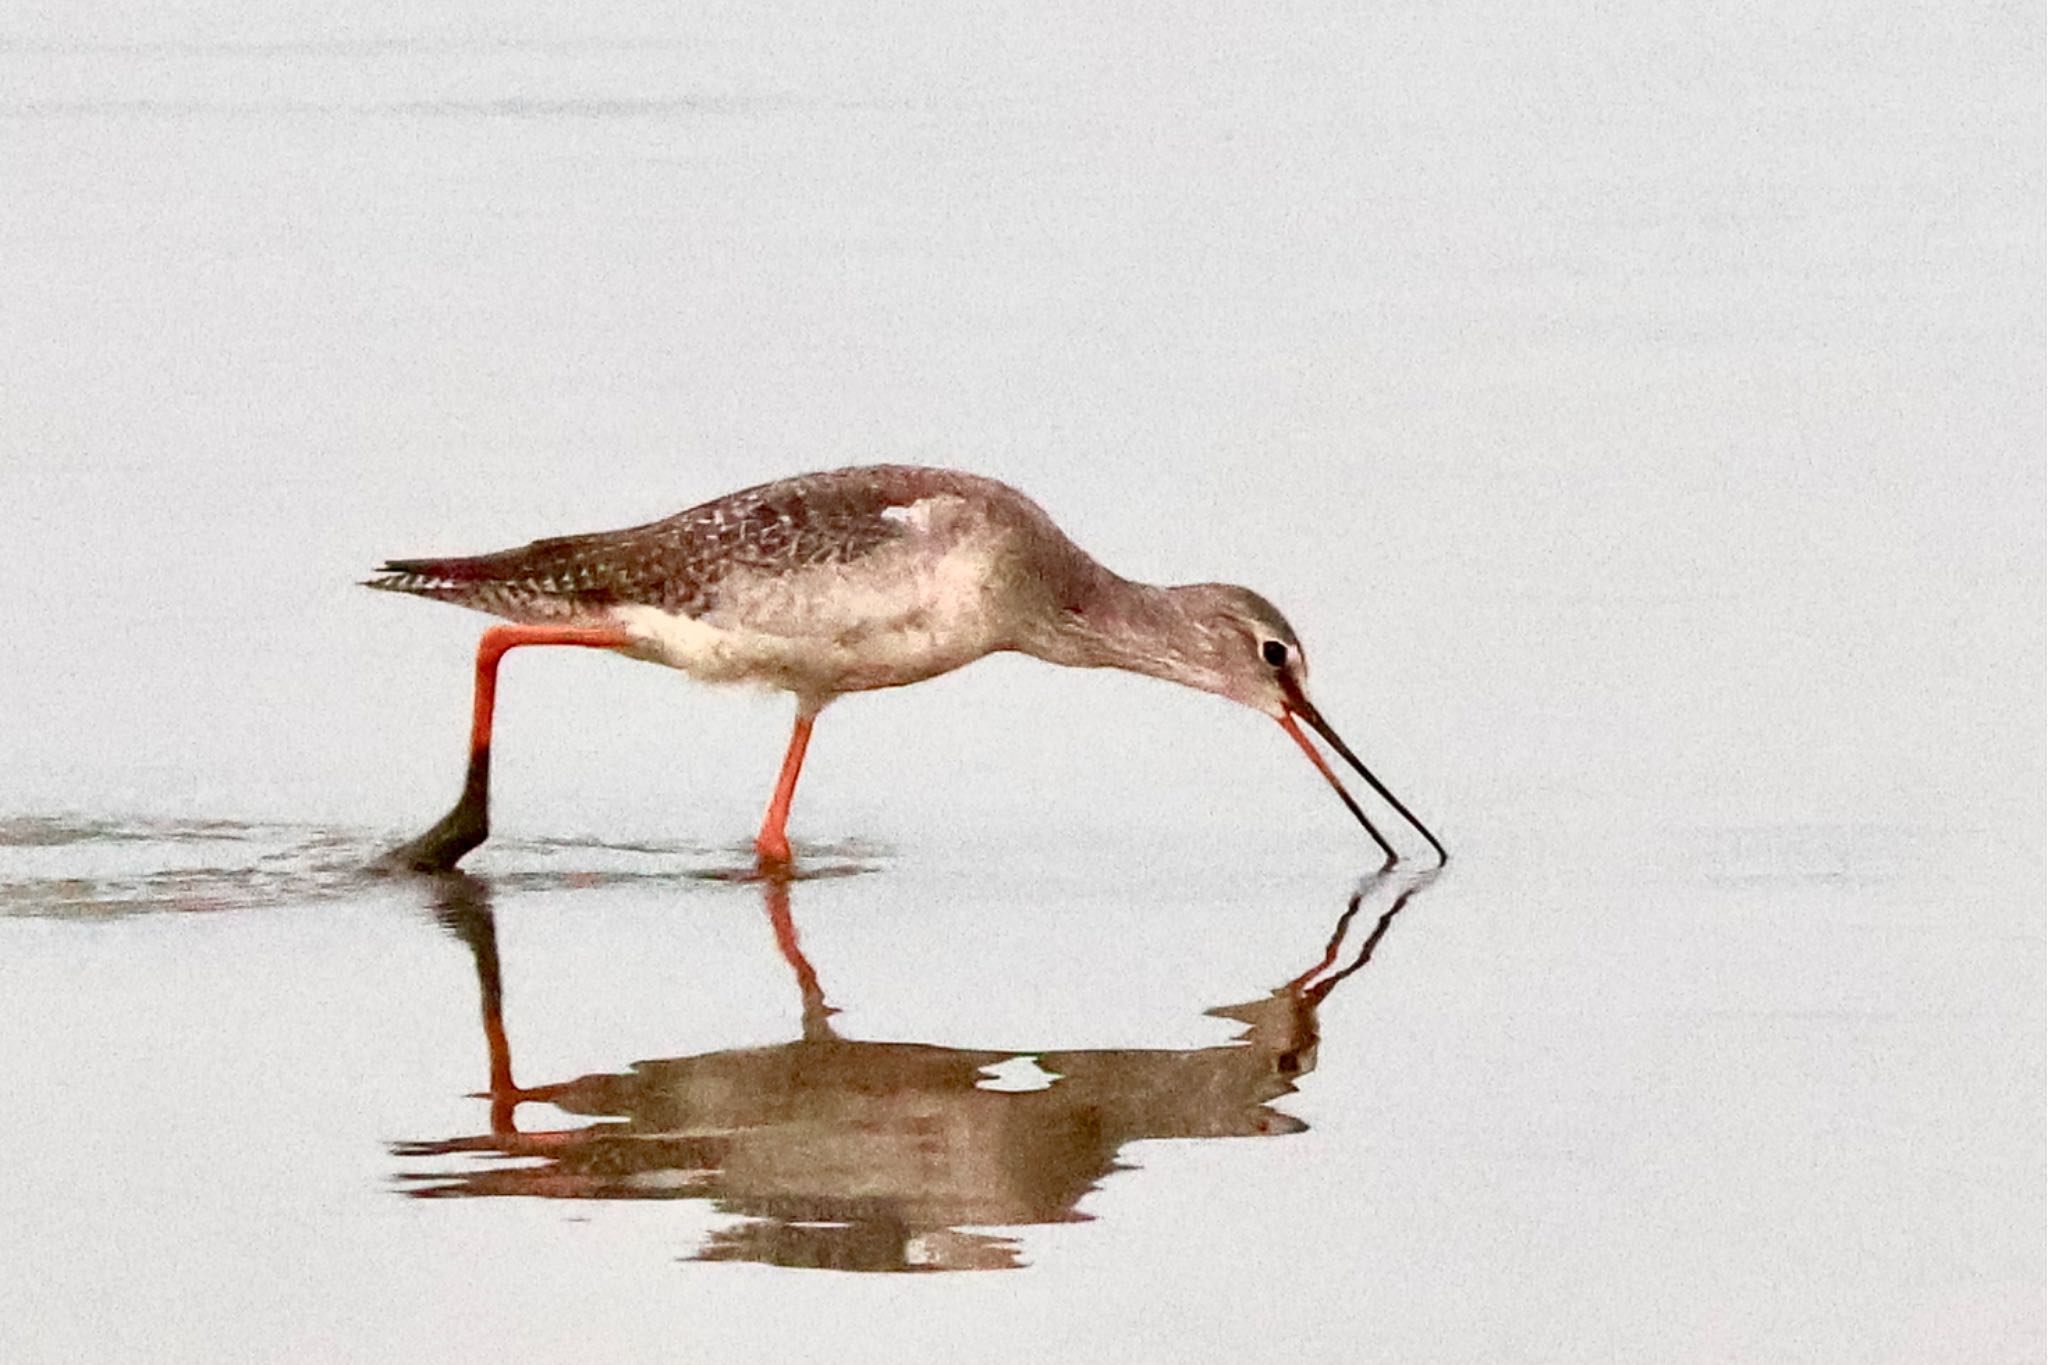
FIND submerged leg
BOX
[754,710,817,868]
[383,623,632,873]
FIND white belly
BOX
[608,524,1009,703]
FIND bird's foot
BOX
[753,831,794,873]
[376,804,488,875]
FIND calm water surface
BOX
[1,815,2036,1360]
[1,2,2039,1361]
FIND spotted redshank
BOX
[366,464,1444,873]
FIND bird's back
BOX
[367,465,1111,695]
[375,467,1021,613]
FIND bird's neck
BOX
[1019,575,1219,690]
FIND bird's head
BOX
[1166,582,1446,869]
[1165,583,1309,716]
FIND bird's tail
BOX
[363,548,610,623]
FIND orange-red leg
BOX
[754,713,815,867]
[385,623,633,873]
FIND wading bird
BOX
[367,465,1444,873]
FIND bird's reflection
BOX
[395,869,1429,1272]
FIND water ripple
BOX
[0,815,882,917]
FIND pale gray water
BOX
[1,2,2041,1361]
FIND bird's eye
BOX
[1261,640,1289,668]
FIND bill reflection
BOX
[394,871,1429,1272]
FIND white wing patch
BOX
[878,500,934,529]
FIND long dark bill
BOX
[1276,678,1449,867]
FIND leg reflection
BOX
[426,873,520,1135]
[396,868,1438,1273]
[758,872,837,1041]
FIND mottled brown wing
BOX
[365,466,962,622]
